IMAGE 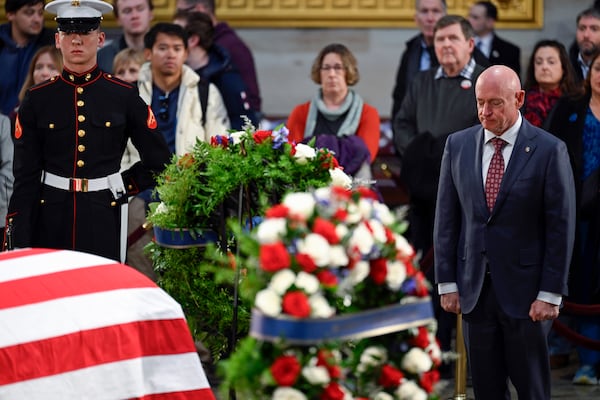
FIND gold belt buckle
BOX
[69,178,89,192]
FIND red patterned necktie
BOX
[485,137,507,211]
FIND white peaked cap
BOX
[45,0,113,18]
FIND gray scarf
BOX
[303,89,364,139]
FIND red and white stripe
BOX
[0,248,215,399]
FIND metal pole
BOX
[452,313,468,400]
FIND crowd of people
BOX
[1,0,600,396]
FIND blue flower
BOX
[271,125,289,149]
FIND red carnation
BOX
[369,258,388,285]
[259,242,291,272]
[316,269,338,288]
[282,290,311,318]
[404,260,416,276]
[318,150,340,169]
[333,208,348,222]
[296,253,317,273]
[209,135,228,147]
[331,186,351,199]
[378,364,404,388]
[420,369,440,393]
[265,204,290,218]
[317,349,341,379]
[313,217,340,244]
[409,327,430,349]
[270,355,301,386]
[356,186,379,200]
[321,382,345,400]
[253,130,272,144]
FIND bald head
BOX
[477,65,522,94]
[475,66,524,135]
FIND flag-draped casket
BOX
[0,248,215,399]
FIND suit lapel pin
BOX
[460,79,472,89]
[525,146,530,153]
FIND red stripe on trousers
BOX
[0,318,197,385]
[0,263,157,309]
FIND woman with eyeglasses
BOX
[287,43,380,179]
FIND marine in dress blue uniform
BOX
[5,0,170,261]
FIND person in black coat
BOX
[391,0,490,121]
[569,7,600,83]
[467,1,521,77]
[544,50,600,385]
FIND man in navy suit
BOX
[434,65,576,399]
[468,1,521,77]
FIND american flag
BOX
[0,248,215,400]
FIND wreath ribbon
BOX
[250,297,434,344]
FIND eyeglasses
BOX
[158,93,169,121]
[320,64,345,73]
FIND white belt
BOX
[42,171,121,192]
[42,171,128,263]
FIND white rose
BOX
[373,392,394,400]
[283,192,315,220]
[369,219,388,244]
[345,203,362,224]
[349,260,370,285]
[269,269,296,295]
[358,198,373,219]
[348,223,374,255]
[293,143,317,164]
[257,218,287,244]
[394,234,415,259]
[309,293,335,318]
[373,201,395,226]
[254,288,281,317]
[297,233,331,267]
[295,271,320,294]
[314,187,332,203]
[335,223,349,240]
[401,348,433,374]
[360,346,388,367]
[329,245,349,268]
[229,130,245,144]
[301,365,330,385]
[395,380,427,400]
[386,260,407,291]
[272,387,308,400]
[329,168,352,189]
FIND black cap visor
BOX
[56,17,101,33]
